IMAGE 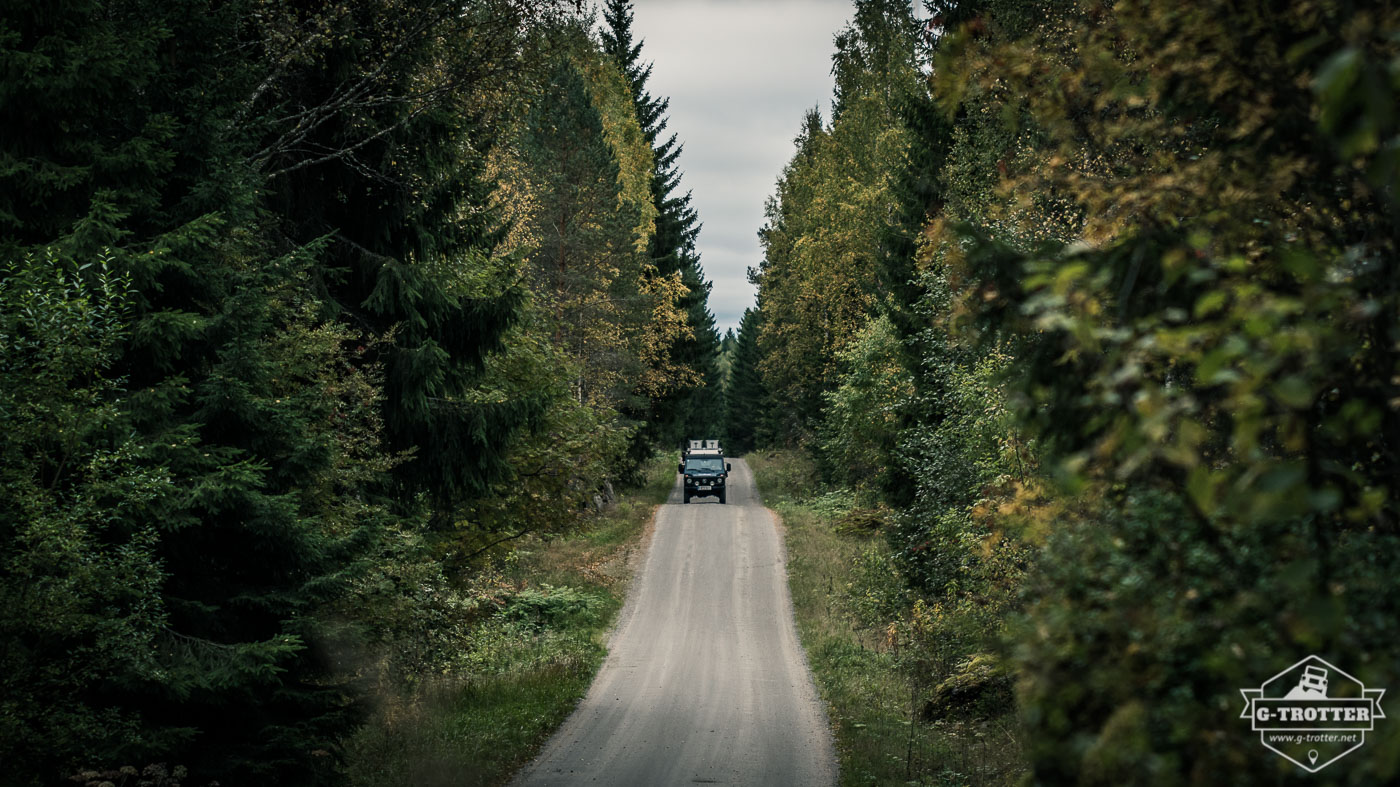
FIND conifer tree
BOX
[601,0,723,449]
[257,0,542,521]
[515,55,649,407]
[753,1,926,447]
[752,108,831,440]
[724,308,769,453]
[873,75,955,508]
[1,1,547,781]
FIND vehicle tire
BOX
[719,490,726,504]
[683,492,691,504]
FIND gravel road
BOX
[511,458,837,786]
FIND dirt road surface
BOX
[512,458,837,786]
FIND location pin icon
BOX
[1308,750,1319,765]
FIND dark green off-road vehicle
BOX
[679,439,731,504]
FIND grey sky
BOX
[627,0,858,336]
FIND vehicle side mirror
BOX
[726,463,732,471]
[678,463,684,474]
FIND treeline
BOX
[730,0,1399,783]
[0,0,718,783]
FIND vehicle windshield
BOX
[684,457,725,474]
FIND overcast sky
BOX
[626,0,859,337]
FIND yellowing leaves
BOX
[576,52,657,255]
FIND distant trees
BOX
[0,0,718,783]
[723,308,767,454]
[752,0,925,445]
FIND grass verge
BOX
[343,456,675,787]
[748,450,1023,786]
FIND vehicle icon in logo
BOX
[1284,665,1329,700]
[1240,655,1386,772]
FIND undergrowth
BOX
[342,455,675,786]
[749,450,1025,786]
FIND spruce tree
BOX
[259,0,541,521]
[601,0,723,450]
[723,308,769,453]
[1,1,538,782]
[516,54,648,408]
[873,75,954,508]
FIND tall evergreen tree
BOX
[0,3,359,781]
[601,0,723,449]
[752,107,832,441]
[516,54,647,406]
[724,308,768,453]
[1,1,548,782]
[873,70,954,507]
[752,1,926,447]
[259,0,543,521]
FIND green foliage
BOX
[0,0,251,250]
[127,243,394,785]
[2,1,693,783]
[258,0,543,517]
[749,451,1027,786]
[342,454,672,787]
[489,13,715,497]
[1,1,407,773]
[753,1,926,444]
[1019,489,1400,784]
[513,48,645,406]
[889,292,1021,595]
[922,1,1400,782]
[755,1,1400,783]
[455,318,633,562]
[723,307,769,453]
[0,250,170,775]
[817,315,913,495]
[69,763,192,787]
[500,584,606,629]
[602,0,725,456]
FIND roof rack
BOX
[683,439,723,455]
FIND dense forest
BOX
[6,0,1400,784]
[730,0,1399,784]
[1,0,721,783]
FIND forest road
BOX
[510,457,837,787]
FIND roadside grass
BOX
[343,456,675,787]
[748,450,1024,786]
